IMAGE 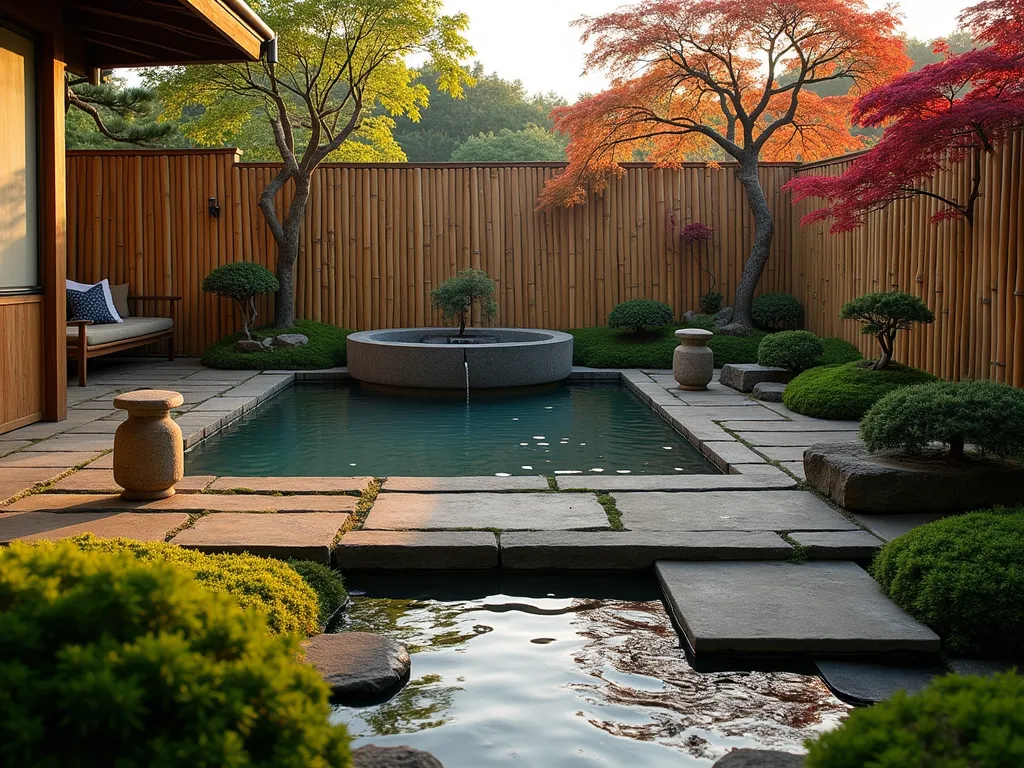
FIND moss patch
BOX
[202,320,349,370]
[783,361,937,420]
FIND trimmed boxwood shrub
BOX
[804,672,1024,767]
[288,559,348,627]
[751,292,802,330]
[757,331,823,372]
[70,534,320,635]
[0,542,351,767]
[871,509,1024,655]
[861,379,1024,460]
[202,319,349,370]
[607,299,675,334]
[783,361,937,420]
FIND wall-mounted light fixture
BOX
[208,197,221,218]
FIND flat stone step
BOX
[381,476,549,492]
[0,467,65,503]
[789,530,883,559]
[0,450,104,469]
[0,511,190,543]
[814,659,943,704]
[500,531,792,569]
[170,512,350,564]
[363,492,608,531]
[737,431,862,447]
[335,530,498,569]
[51,470,214,494]
[7,492,358,514]
[719,420,861,433]
[719,364,794,393]
[555,467,796,492]
[616,490,856,532]
[752,382,787,402]
[207,476,371,493]
[656,561,940,655]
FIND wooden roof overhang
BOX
[63,0,274,69]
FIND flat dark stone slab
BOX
[713,749,804,767]
[303,632,410,703]
[500,531,792,569]
[382,476,549,492]
[171,512,350,564]
[353,745,444,768]
[789,530,883,559]
[805,442,1024,514]
[719,364,794,393]
[656,561,941,655]
[752,382,787,402]
[335,530,498,569]
[815,659,942,704]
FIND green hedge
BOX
[202,320,349,370]
[758,331,823,372]
[288,559,348,627]
[871,509,1024,655]
[607,299,674,333]
[70,534,321,636]
[0,542,351,767]
[783,361,937,420]
[805,672,1024,767]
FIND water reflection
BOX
[332,581,849,766]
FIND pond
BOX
[331,573,849,766]
[184,381,718,477]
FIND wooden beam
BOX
[176,0,262,60]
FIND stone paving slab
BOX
[171,512,349,564]
[0,511,190,543]
[701,442,767,468]
[191,397,254,412]
[721,420,861,433]
[0,468,65,503]
[738,431,862,447]
[656,561,941,655]
[660,412,736,442]
[850,513,956,542]
[7,492,358,514]
[754,447,809,462]
[381,476,550,492]
[208,476,371,494]
[363,492,608,531]
[814,660,942,704]
[678,406,786,421]
[780,461,806,480]
[0,440,32,455]
[335,530,498,569]
[87,453,114,469]
[555,467,797,491]
[789,530,883,559]
[23,434,114,452]
[0,451,104,469]
[65,421,123,434]
[51,470,214,494]
[617,490,857,532]
[500,531,792,569]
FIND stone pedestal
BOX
[673,328,714,390]
[113,390,184,500]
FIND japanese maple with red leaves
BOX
[538,0,909,330]
[786,0,1024,231]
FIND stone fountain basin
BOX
[346,328,573,389]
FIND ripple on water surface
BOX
[331,576,850,766]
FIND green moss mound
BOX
[70,534,320,636]
[202,320,349,370]
[871,509,1024,655]
[804,672,1024,767]
[783,361,937,420]
[288,559,348,627]
[0,542,351,767]
[570,324,766,368]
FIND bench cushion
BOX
[67,316,173,347]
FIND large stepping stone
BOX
[500,531,792,569]
[713,749,803,767]
[382,476,550,492]
[0,467,64,503]
[656,561,940,655]
[752,382,787,403]
[617,491,856,532]
[814,659,942,704]
[719,364,794,393]
[353,745,444,768]
[851,513,955,542]
[171,512,350,564]
[738,431,861,447]
[789,530,883,559]
[303,632,410,703]
[335,530,498,569]
[0,511,190,543]
[363,492,608,530]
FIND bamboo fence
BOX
[66,144,1024,385]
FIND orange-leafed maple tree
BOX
[540,0,910,331]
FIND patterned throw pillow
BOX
[67,279,123,324]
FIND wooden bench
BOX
[67,296,181,386]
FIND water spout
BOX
[464,360,470,403]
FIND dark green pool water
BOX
[184,382,717,477]
[332,573,849,766]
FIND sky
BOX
[439,0,972,100]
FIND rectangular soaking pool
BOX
[183,381,718,477]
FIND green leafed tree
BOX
[450,123,567,162]
[65,72,177,148]
[146,0,473,329]
[393,62,566,161]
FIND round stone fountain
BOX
[346,328,573,389]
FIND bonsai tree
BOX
[608,299,674,335]
[430,269,498,336]
[201,262,279,340]
[840,291,935,370]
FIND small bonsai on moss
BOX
[861,379,1024,460]
[804,671,1024,767]
[430,268,498,336]
[757,331,824,372]
[783,360,937,420]
[699,290,723,315]
[201,262,279,340]
[607,299,674,335]
[840,291,935,370]
[871,509,1024,656]
[751,292,802,330]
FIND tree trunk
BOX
[730,158,775,330]
[948,435,965,460]
[260,175,310,330]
